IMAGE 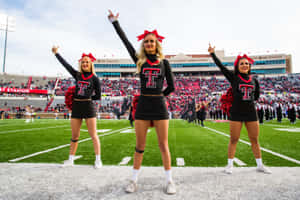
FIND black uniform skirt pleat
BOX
[72,101,96,119]
[135,95,169,120]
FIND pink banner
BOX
[0,87,49,95]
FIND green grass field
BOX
[1,119,300,167]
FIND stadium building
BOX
[94,50,292,77]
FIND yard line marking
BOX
[274,128,300,133]
[120,129,150,133]
[119,157,131,165]
[263,124,293,128]
[73,155,82,161]
[204,126,300,165]
[176,158,185,166]
[80,129,112,133]
[233,158,247,166]
[9,127,130,162]
[0,125,69,134]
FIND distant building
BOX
[94,50,292,77]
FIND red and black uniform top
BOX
[55,53,101,100]
[112,20,175,96]
[210,53,260,114]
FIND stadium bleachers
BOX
[1,73,300,116]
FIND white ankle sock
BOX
[69,155,75,161]
[95,155,101,161]
[132,169,140,183]
[228,158,234,166]
[256,158,263,167]
[165,169,173,183]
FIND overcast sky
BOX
[0,0,299,77]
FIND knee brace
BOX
[70,138,78,143]
[135,147,144,154]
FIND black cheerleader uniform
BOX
[111,20,175,120]
[55,53,101,119]
[211,53,259,121]
[198,105,206,121]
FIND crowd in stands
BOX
[1,74,300,121]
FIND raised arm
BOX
[108,10,138,63]
[208,43,234,83]
[162,59,175,96]
[52,46,77,78]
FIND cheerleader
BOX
[52,46,102,169]
[208,44,271,174]
[108,11,176,194]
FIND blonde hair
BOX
[136,36,164,73]
[79,57,96,74]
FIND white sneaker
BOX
[94,160,103,169]
[165,181,176,195]
[256,165,272,174]
[125,180,137,193]
[223,164,233,174]
[62,159,74,167]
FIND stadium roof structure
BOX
[94,50,292,78]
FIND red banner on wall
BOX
[0,87,50,95]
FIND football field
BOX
[1,118,300,167]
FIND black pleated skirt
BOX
[135,95,169,120]
[72,101,96,119]
[229,111,258,122]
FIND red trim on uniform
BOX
[239,84,254,89]
[238,74,252,83]
[146,59,160,66]
[81,73,93,80]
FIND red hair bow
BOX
[234,54,254,66]
[79,53,96,62]
[137,30,165,42]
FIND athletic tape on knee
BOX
[70,138,78,142]
[135,147,144,154]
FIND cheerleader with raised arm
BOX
[52,47,102,169]
[208,44,271,174]
[108,10,176,194]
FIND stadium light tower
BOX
[0,13,16,73]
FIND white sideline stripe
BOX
[74,155,82,161]
[9,127,130,162]
[119,157,131,165]
[176,158,185,166]
[204,126,300,165]
[0,121,67,127]
[233,158,247,166]
[0,125,69,134]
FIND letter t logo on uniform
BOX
[77,81,90,96]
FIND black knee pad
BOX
[135,147,144,154]
[70,138,78,143]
